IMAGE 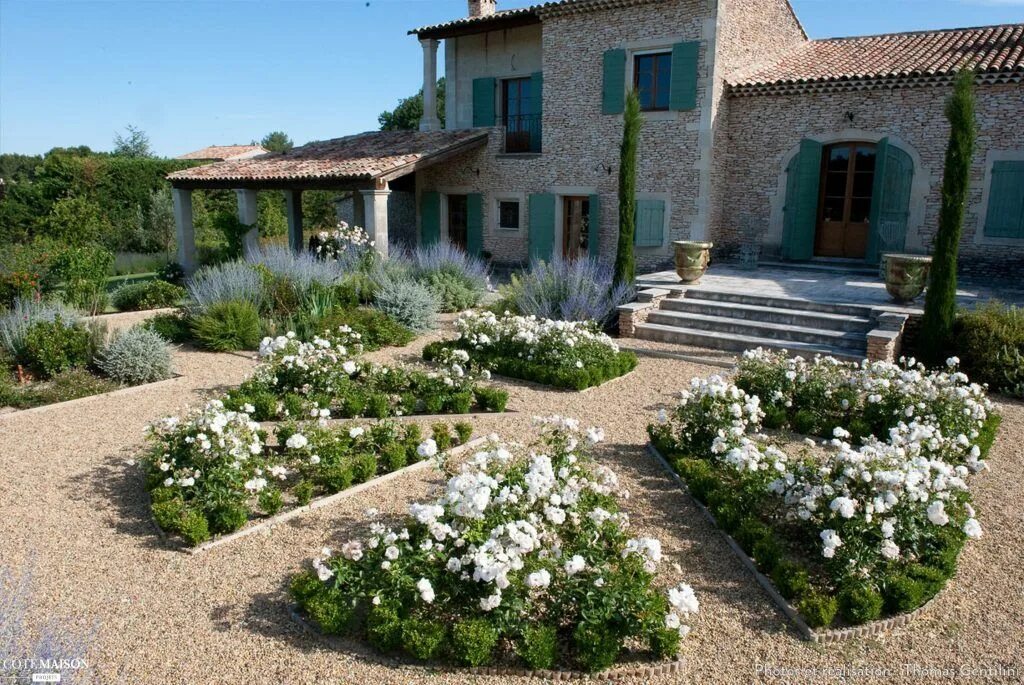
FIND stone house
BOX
[410,0,1023,273]
[168,0,1022,278]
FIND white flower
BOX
[880,520,896,539]
[244,477,267,492]
[564,555,586,576]
[163,477,174,487]
[829,496,857,519]
[285,433,308,450]
[927,500,949,526]
[349,426,365,438]
[820,529,842,558]
[269,465,288,480]
[342,361,357,375]
[384,545,400,560]
[341,541,363,561]
[667,583,699,614]
[963,518,982,539]
[880,539,900,560]
[480,591,502,611]
[585,427,605,444]
[417,439,438,458]
[526,569,551,589]
[309,454,321,465]
[315,563,333,582]
[416,577,435,603]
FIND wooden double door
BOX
[815,142,876,259]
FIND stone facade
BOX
[720,83,1024,274]
[415,0,1024,274]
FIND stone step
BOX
[646,310,868,349]
[633,322,867,361]
[757,259,879,277]
[660,297,873,332]
[681,288,874,318]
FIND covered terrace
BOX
[166,129,488,273]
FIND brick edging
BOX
[288,604,687,679]
[153,436,491,554]
[645,442,937,643]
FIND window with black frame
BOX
[502,77,538,153]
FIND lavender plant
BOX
[0,298,80,361]
[185,261,265,313]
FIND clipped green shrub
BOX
[883,574,926,614]
[316,307,415,350]
[207,502,249,535]
[907,564,949,601]
[143,311,192,343]
[372,277,439,332]
[473,386,508,412]
[771,561,811,601]
[648,626,681,659]
[516,624,558,670]
[112,279,186,311]
[838,583,884,624]
[258,488,284,515]
[366,603,404,653]
[177,508,212,546]
[451,618,499,666]
[305,586,352,635]
[425,270,481,312]
[798,591,838,628]
[294,480,314,506]
[573,621,622,673]
[21,316,92,379]
[96,326,173,384]
[454,421,473,445]
[953,301,1024,398]
[401,616,447,661]
[190,300,262,351]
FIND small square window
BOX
[498,200,520,230]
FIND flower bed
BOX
[144,398,476,547]
[290,417,698,673]
[422,311,637,391]
[222,327,508,421]
[647,350,999,631]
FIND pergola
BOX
[166,129,488,272]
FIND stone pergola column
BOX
[361,182,391,258]
[419,38,441,132]
[235,189,259,257]
[285,190,303,252]
[172,187,197,274]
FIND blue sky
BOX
[1,0,1021,157]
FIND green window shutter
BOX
[866,138,915,263]
[781,138,822,260]
[530,71,543,152]
[466,193,484,257]
[669,41,699,111]
[984,160,1024,238]
[602,49,626,115]
[472,77,496,127]
[420,191,441,246]
[634,198,665,247]
[588,194,601,258]
[528,193,556,261]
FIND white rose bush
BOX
[648,349,999,630]
[144,399,474,546]
[222,325,507,421]
[422,311,638,390]
[290,417,698,672]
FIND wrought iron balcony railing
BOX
[499,114,541,154]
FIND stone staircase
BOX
[630,288,875,360]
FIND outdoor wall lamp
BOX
[596,162,613,175]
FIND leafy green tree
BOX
[258,192,288,237]
[378,78,446,131]
[261,131,294,153]
[921,70,977,363]
[303,191,339,231]
[41,196,112,246]
[145,188,176,256]
[113,125,154,158]
[613,91,642,288]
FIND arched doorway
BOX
[815,142,876,259]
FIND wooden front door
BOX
[562,196,590,259]
[815,142,876,259]
[447,194,468,250]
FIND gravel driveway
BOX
[2,327,1021,684]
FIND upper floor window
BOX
[633,51,671,111]
[502,77,540,153]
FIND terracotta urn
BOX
[673,240,713,284]
[882,253,932,303]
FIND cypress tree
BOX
[921,70,976,363]
[613,90,642,288]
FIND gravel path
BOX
[2,327,1022,684]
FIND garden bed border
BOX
[161,436,490,555]
[287,604,687,680]
[0,374,184,420]
[259,410,516,434]
[645,441,937,643]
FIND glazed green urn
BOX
[882,253,932,303]
[673,240,713,284]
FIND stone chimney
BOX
[468,0,496,18]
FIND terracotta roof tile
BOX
[176,145,268,161]
[168,130,488,184]
[730,23,1024,92]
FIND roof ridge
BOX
[812,22,1022,44]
